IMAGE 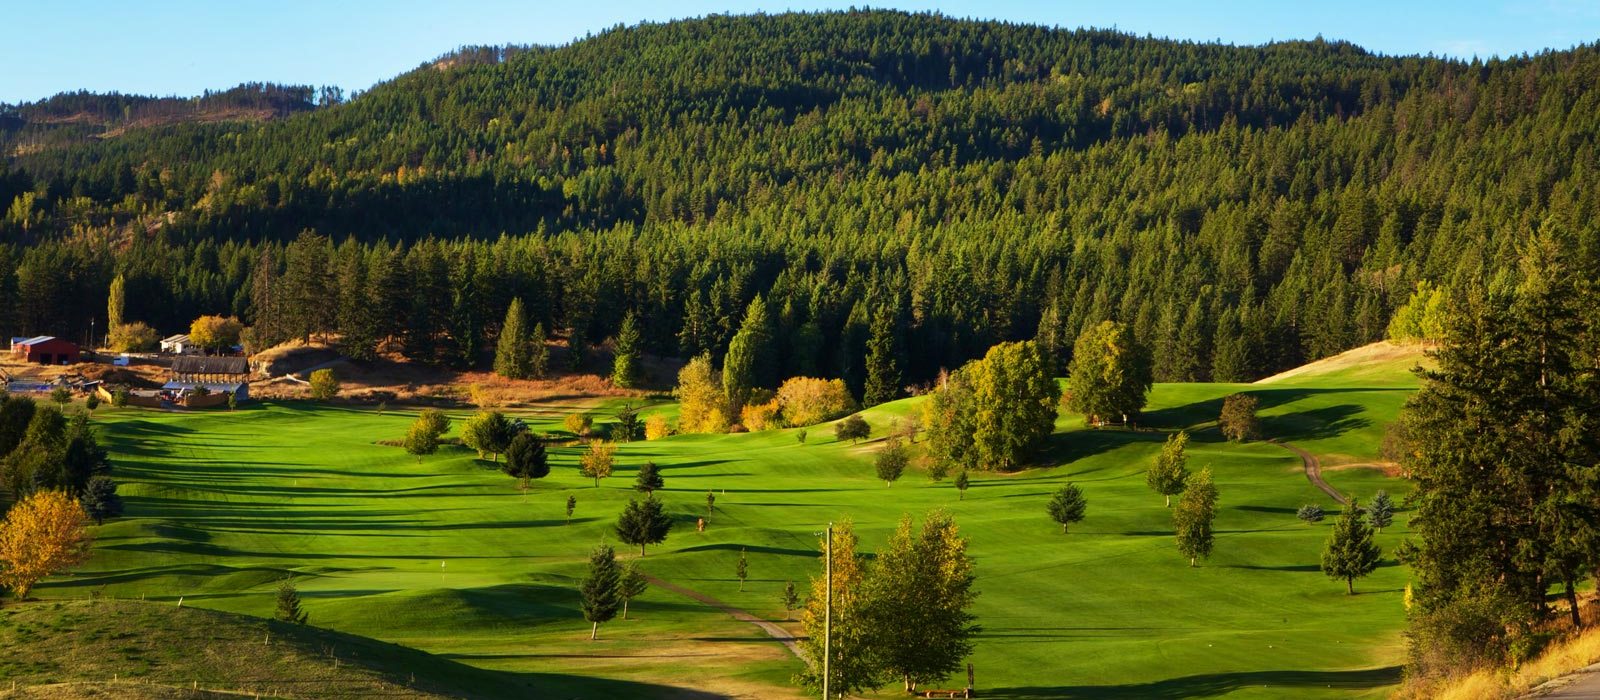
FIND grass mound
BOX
[0,599,532,698]
[1255,341,1432,387]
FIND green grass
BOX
[35,377,1417,699]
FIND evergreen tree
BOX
[611,312,643,388]
[863,304,903,406]
[565,495,577,524]
[1297,504,1325,524]
[503,432,550,480]
[1147,432,1191,507]
[275,576,309,625]
[618,561,648,620]
[782,580,799,621]
[954,469,970,500]
[1321,499,1382,594]
[1047,483,1088,534]
[1174,468,1218,567]
[1218,393,1261,442]
[461,411,516,463]
[529,322,550,378]
[722,295,773,413]
[78,476,122,525]
[1368,490,1394,533]
[633,461,664,493]
[494,297,533,379]
[580,544,622,639]
[615,495,673,556]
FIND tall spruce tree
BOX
[1321,499,1381,594]
[580,544,622,640]
[611,312,642,388]
[863,304,903,407]
[529,322,550,378]
[722,295,773,413]
[494,297,533,379]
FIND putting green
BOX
[41,376,1415,698]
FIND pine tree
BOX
[1321,499,1381,594]
[863,304,903,406]
[611,312,642,388]
[580,544,622,639]
[954,469,969,500]
[618,561,648,620]
[633,461,663,493]
[1368,490,1394,533]
[1047,483,1087,534]
[722,296,773,413]
[529,322,550,378]
[1147,432,1191,507]
[615,495,673,556]
[275,576,309,625]
[78,476,122,525]
[565,495,576,524]
[1173,468,1218,567]
[494,297,533,379]
[503,432,549,480]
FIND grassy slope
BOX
[33,363,1421,699]
[0,599,555,698]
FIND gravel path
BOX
[1268,439,1348,505]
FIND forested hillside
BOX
[2,10,1597,386]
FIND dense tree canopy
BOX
[2,11,1594,383]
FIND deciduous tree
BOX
[1218,393,1261,442]
[0,490,92,599]
[1065,321,1152,426]
[1174,468,1218,567]
[875,440,908,486]
[580,441,615,487]
[1147,432,1191,507]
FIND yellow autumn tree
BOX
[0,490,93,599]
[675,354,728,433]
[188,315,244,353]
[776,376,857,427]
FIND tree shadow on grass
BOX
[985,665,1402,699]
[1259,404,1370,443]
[677,543,816,558]
[1036,428,1162,467]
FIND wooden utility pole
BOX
[823,522,832,700]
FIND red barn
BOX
[11,336,80,364]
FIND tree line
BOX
[1,11,1597,382]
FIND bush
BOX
[106,322,159,352]
[644,415,672,440]
[564,413,593,437]
[1218,393,1261,442]
[775,377,857,427]
[740,399,781,431]
[1297,503,1325,524]
[308,369,339,400]
[110,388,129,407]
[834,414,871,442]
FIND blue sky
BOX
[4,1,1598,104]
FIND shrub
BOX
[1297,503,1325,524]
[775,377,857,427]
[644,415,672,440]
[110,388,129,407]
[740,399,781,431]
[308,369,339,400]
[564,413,593,437]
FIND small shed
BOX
[160,334,197,355]
[168,356,251,402]
[11,336,80,365]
